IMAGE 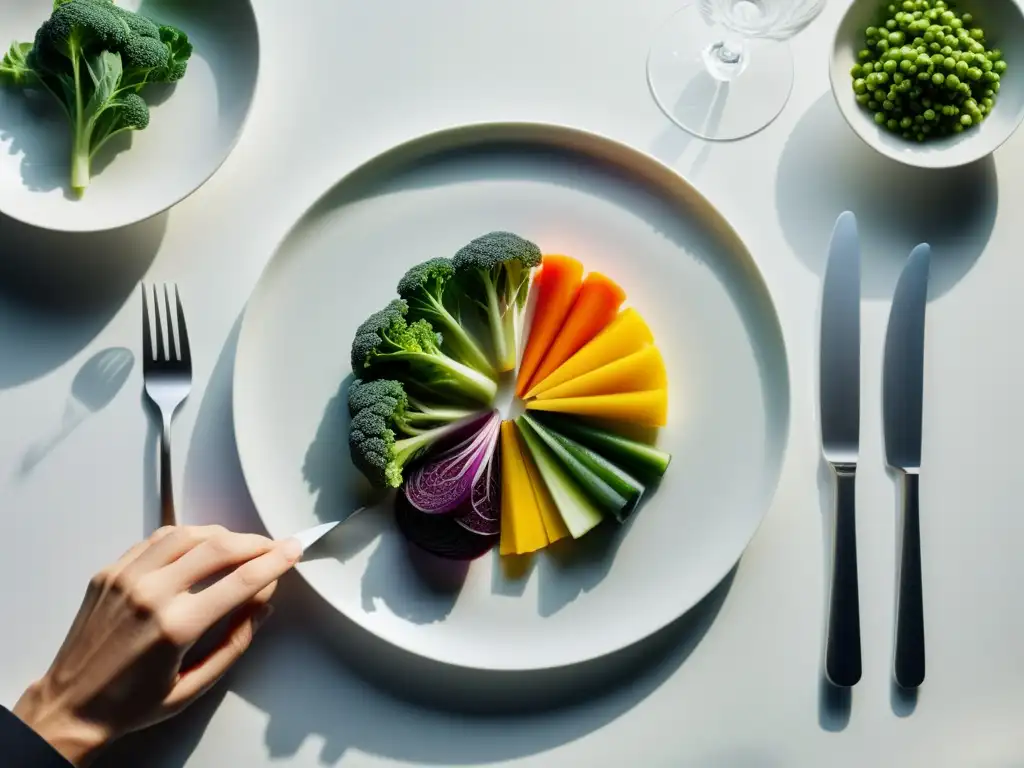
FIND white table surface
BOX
[4,1,1024,766]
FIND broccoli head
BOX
[452,231,542,373]
[347,383,485,489]
[397,257,495,379]
[350,299,498,406]
[348,378,481,435]
[1,0,193,195]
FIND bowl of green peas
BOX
[831,0,1024,168]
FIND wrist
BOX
[13,681,109,767]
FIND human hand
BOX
[12,525,302,767]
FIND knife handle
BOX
[895,471,925,688]
[826,464,862,687]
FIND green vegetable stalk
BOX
[0,0,193,195]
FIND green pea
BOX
[940,45,953,56]
[903,0,915,9]
[945,73,960,88]
[995,60,1008,74]
[853,78,867,94]
[868,100,880,109]
[993,81,1001,93]
[928,42,940,52]
[875,112,887,124]
[958,82,971,94]
[969,28,984,41]
[962,12,973,23]
[878,71,890,83]
[991,48,1003,61]
[949,18,962,30]
[924,108,936,119]
[953,122,965,133]
[867,26,879,37]
[887,19,898,30]
[943,56,956,70]
[970,41,984,54]
[960,114,973,126]
[884,59,899,73]
[940,10,954,22]
[900,116,913,128]
[955,60,969,77]
[984,70,1000,83]
[877,39,891,51]
[890,31,906,45]
[932,72,945,85]
[967,66,982,80]
[900,58,914,72]
[887,118,899,130]
[859,49,872,60]
[922,97,933,107]
[923,29,936,43]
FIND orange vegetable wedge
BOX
[526,390,669,427]
[525,308,653,399]
[534,345,667,400]
[518,426,570,544]
[499,421,549,556]
[525,272,626,394]
[516,255,584,396]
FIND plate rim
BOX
[231,119,792,672]
[0,0,262,234]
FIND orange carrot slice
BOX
[526,272,626,393]
[516,255,584,396]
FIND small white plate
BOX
[233,122,791,672]
[0,0,259,232]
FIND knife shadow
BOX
[817,457,852,732]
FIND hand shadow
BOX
[17,347,134,476]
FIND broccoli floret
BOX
[348,379,480,435]
[452,232,542,373]
[0,0,192,195]
[348,390,482,489]
[397,257,496,379]
[350,299,498,406]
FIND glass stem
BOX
[704,37,748,82]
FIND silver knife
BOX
[288,507,367,554]
[820,211,862,688]
[883,243,931,689]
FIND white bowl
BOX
[830,0,1024,169]
[0,0,259,232]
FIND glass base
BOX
[647,3,795,141]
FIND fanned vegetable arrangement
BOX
[348,232,673,561]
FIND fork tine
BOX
[174,285,191,365]
[163,284,177,360]
[153,283,168,362]
[142,283,154,362]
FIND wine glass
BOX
[648,0,827,141]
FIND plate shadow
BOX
[776,93,996,300]
[0,210,165,389]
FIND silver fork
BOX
[142,283,192,528]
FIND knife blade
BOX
[288,507,367,554]
[820,210,862,688]
[884,243,931,689]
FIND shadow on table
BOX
[0,211,165,390]
[101,318,739,767]
[776,92,996,300]
[648,69,728,179]
[16,346,135,476]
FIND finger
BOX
[164,601,275,712]
[188,539,301,631]
[123,525,231,577]
[110,526,177,575]
[159,532,277,593]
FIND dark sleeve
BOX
[0,705,74,767]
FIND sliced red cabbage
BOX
[456,453,501,536]
[394,493,496,560]
[404,411,501,515]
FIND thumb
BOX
[165,602,273,712]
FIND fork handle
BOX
[160,415,176,528]
[826,463,862,687]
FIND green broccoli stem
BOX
[426,298,496,379]
[69,42,90,196]
[483,279,515,373]
[385,351,498,405]
[392,418,470,468]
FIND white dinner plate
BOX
[0,0,259,232]
[233,122,791,672]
